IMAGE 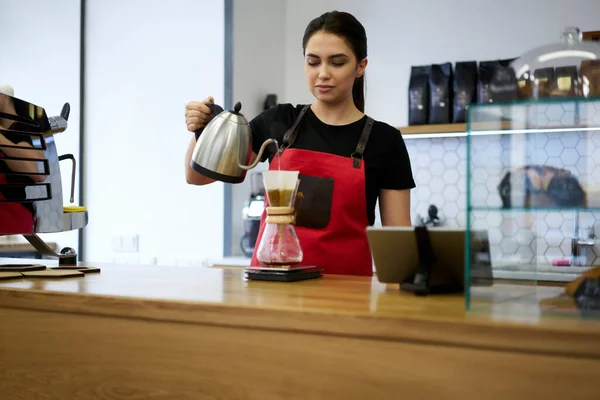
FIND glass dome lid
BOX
[511,27,600,99]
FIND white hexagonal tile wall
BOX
[545,213,563,229]
[559,238,572,258]
[560,133,579,148]
[430,193,445,208]
[416,186,432,203]
[415,169,432,184]
[516,228,535,247]
[472,169,488,184]
[531,238,549,257]
[442,169,460,185]
[544,104,565,122]
[416,138,431,152]
[444,202,460,219]
[416,152,432,168]
[560,148,580,167]
[545,139,563,158]
[560,112,577,126]
[489,227,503,245]
[443,137,459,151]
[500,238,518,254]
[575,156,591,176]
[517,245,534,263]
[430,143,445,160]
[430,160,445,177]
[591,132,600,148]
[546,157,563,168]
[544,228,563,247]
[443,152,460,168]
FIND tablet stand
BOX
[400,226,463,296]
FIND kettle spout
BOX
[238,138,277,170]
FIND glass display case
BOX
[465,26,600,320]
[465,97,600,319]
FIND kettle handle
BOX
[194,103,224,139]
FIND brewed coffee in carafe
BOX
[256,170,303,266]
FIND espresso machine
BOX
[240,171,265,257]
[0,88,87,267]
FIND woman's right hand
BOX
[185,96,215,133]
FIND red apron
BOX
[250,106,374,276]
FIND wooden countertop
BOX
[1,257,599,360]
[2,257,600,398]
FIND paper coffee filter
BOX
[262,170,299,191]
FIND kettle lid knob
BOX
[232,102,242,115]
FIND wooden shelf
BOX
[398,121,518,135]
[398,123,467,135]
[396,120,598,136]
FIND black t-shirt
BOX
[249,104,416,225]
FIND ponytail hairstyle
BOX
[302,11,368,112]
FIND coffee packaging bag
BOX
[490,59,518,102]
[408,65,430,125]
[453,61,477,123]
[477,61,498,103]
[428,62,452,124]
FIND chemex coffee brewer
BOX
[246,169,323,282]
[0,86,89,271]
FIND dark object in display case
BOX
[489,59,518,102]
[452,61,477,123]
[497,165,586,208]
[428,62,452,124]
[408,65,430,125]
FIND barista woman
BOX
[184,11,415,276]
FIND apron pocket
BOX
[295,174,334,229]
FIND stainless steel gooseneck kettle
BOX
[190,101,276,184]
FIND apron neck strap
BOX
[281,105,310,149]
[351,117,374,168]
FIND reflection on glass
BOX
[0,88,46,234]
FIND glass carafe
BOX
[256,170,303,266]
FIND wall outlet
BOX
[111,234,139,253]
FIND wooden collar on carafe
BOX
[266,206,294,224]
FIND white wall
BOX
[229,0,286,256]
[84,0,225,265]
[0,0,81,252]
[283,0,600,127]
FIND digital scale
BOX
[245,265,323,282]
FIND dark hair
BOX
[302,11,367,112]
